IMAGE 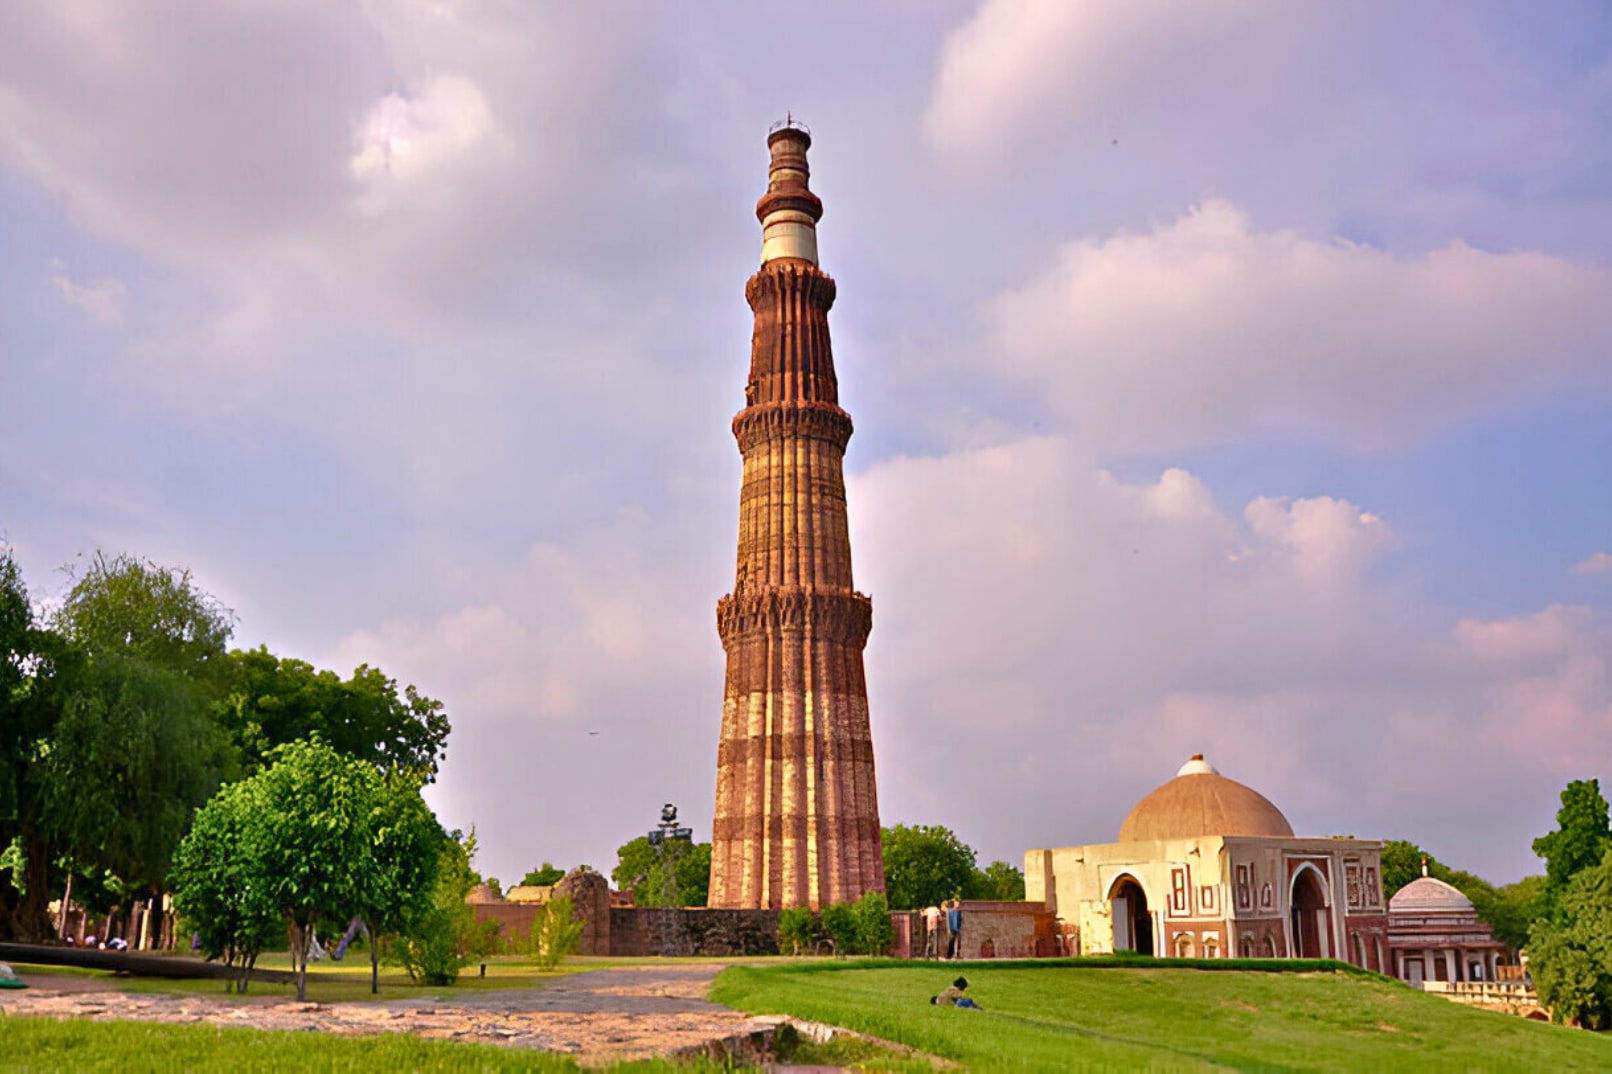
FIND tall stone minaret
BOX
[709,124,884,909]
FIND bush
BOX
[778,906,818,956]
[820,903,858,956]
[852,892,896,956]
[530,895,584,970]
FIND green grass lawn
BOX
[10,952,585,1003]
[710,958,1612,1072]
[0,1016,744,1073]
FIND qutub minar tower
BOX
[709,124,885,910]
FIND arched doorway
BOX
[1109,876,1153,955]
[1290,867,1332,958]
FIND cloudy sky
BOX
[3,1,1609,887]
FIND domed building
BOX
[1025,755,1389,970]
[1387,866,1506,987]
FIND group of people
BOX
[921,897,965,960]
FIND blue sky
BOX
[2,1,1609,887]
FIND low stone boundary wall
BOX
[608,908,780,957]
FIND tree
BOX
[1533,780,1612,904]
[252,741,387,1001]
[351,777,445,993]
[881,825,977,911]
[170,778,280,992]
[970,861,1027,902]
[1380,839,1430,900]
[521,862,566,887]
[1529,849,1612,1028]
[612,836,711,907]
[44,654,235,894]
[1486,875,1548,952]
[0,551,72,940]
[219,647,449,781]
[54,553,234,683]
[11,552,237,938]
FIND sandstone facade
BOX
[708,126,883,909]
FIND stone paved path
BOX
[1,963,789,1066]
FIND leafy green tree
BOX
[219,647,449,781]
[612,836,710,907]
[970,861,1027,902]
[1529,849,1612,1028]
[45,654,235,893]
[170,778,280,992]
[0,553,76,940]
[27,553,236,934]
[881,824,977,911]
[351,778,445,993]
[54,553,234,686]
[530,894,584,970]
[251,741,387,1000]
[521,862,566,887]
[1533,780,1612,905]
[1380,839,1429,899]
[1485,875,1548,952]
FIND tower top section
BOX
[757,121,823,266]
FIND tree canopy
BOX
[521,862,566,888]
[881,824,978,911]
[219,646,449,780]
[1529,847,1612,1028]
[1533,779,1612,904]
[612,836,710,907]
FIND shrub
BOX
[778,906,817,956]
[820,903,858,956]
[851,892,896,956]
[530,895,584,970]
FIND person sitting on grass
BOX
[930,976,981,1009]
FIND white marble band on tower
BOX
[757,125,822,266]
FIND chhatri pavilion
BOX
[1025,755,1390,970]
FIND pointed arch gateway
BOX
[1108,874,1154,955]
[1289,864,1333,959]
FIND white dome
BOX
[1390,875,1473,913]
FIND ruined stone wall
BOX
[951,901,1058,960]
[606,908,781,957]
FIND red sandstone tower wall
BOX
[708,126,884,909]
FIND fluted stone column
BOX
[709,125,884,910]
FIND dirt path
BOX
[1,963,790,1065]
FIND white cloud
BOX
[848,436,1609,880]
[321,522,729,887]
[923,0,1309,162]
[350,75,503,215]
[1572,551,1612,575]
[49,259,124,325]
[986,200,1612,451]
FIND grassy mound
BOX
[710,958,1612,1071]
